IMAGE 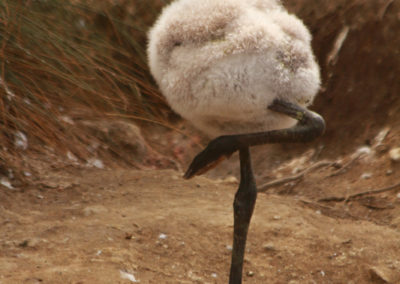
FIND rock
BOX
[158,233,168,240]
[86,158,104,169]
[0,177,14,190]
[247,271,255,277]
[107,121,148,158]
[354,146,372,157]
[119,270,139,283]
[82,120,148,161]
[369,266,394,283]
[389,148,400,162]
[223,176,239,184]
[361,172,372,179]
[263,243,276,252]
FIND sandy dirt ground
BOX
[1,146,400,284]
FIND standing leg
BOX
[184,99,325,284]
[229,147,257,284]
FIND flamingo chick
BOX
[147,0,325,283]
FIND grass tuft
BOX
[0,0,172,184]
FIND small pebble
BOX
[0,178,14,190]
[247,271,255,277]
[125,233,133,240]
[355,146,372,156]
[389,148,400,162]
[224,176,239,184]
[211,273,218,278]
[361,173,372,179]
[87,158,104,169]
[119,270,139,283]
[158,233,168,240]
[263,243,276,252]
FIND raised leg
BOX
[184,99,325,179]
[229,147,257,284]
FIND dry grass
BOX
[0,0,172,183]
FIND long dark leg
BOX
[183,99,325,284]
[229,147,257,284]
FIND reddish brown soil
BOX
[1,160,400,283]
